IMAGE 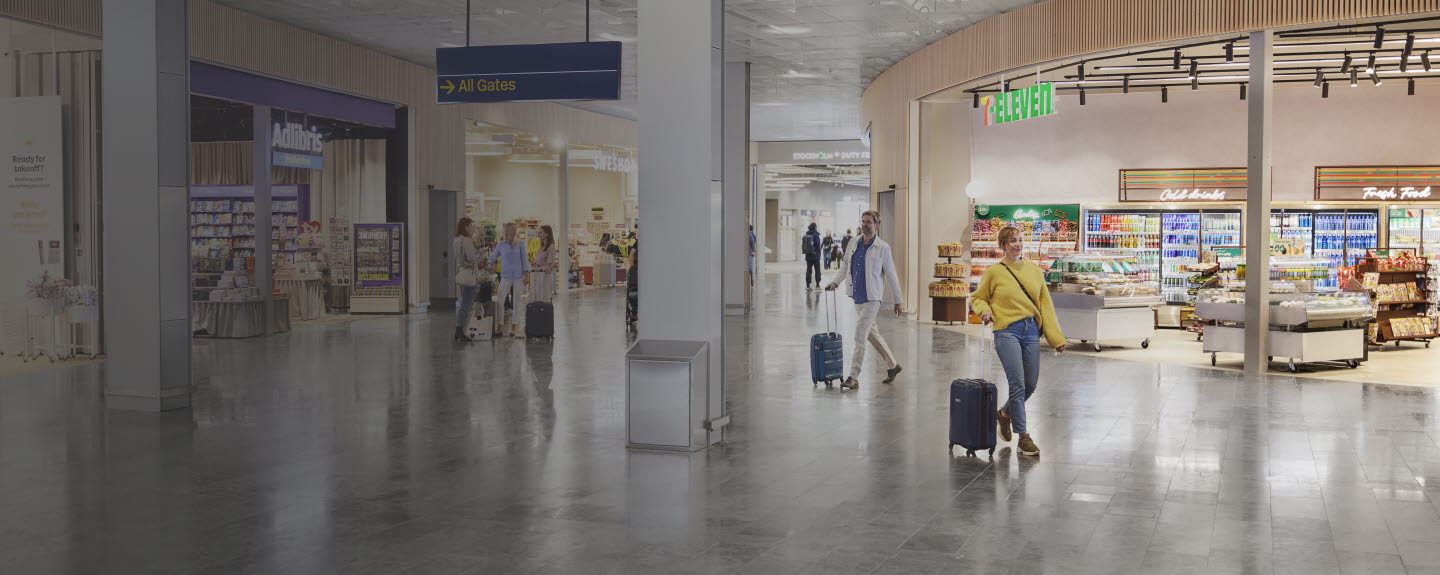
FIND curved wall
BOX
[862,0,1440,194]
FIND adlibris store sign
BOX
[981,83,1057,126]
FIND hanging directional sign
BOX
[435,41,622,104]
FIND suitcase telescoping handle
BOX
[824,289,838,334]
[980,322,996,379]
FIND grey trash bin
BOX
[626,339,711,451]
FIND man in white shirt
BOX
[825,210,904,390]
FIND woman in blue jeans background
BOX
[452,217,484,341]
[970,226,1065,456]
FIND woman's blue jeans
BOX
[455,284,480,327]
[993,316,1041,435]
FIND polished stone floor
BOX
[3,266,1440,574]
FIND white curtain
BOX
[313,139,388,227]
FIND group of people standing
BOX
[802,225,852,291]
[451,219,558,342]
[817,214,1064,458]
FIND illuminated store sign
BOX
[1119,168,1247,202]
[982,83,1057,126]
[271,119,324,170]
[1159,189,1229,201]
[593,150,636,173]
[1317,166,1440,201]
[791,151,871,162]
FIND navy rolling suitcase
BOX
[950,327,998,456]
[810,292,844,387]
[525,301,554,340]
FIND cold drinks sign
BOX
[981,83,1057,126]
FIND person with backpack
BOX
[970,225,1066,457]
[802,222,823,291]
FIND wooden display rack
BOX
[1354,257,1434,348]
[931,248,969,325]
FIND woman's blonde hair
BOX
[997,226,1023,247]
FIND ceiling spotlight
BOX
[1191,74,1199,90]
[1122,75,1130,94]
[1351,69,1359,87]
[1313,69,1323,87]
[1410,77,1417,96]
[1240,83,1247,100]
[1162,86,1169,103]
[1188,59,1199,78]
[1374,27,1385,50]
[1225,42,1235,63]
[1366,53,1376,73]
[1077,64,1085,81]
[1370,68,1382,86]
[1322,80,1330,98]
[1425,50,1433,72]
[1173,49,1181,70]
[1341,52,1352,73]
[972,92,979,108]
[1003,80,1011,92]
[1079,88,1087,106]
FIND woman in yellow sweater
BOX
[970,226,1065,457]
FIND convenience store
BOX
[911,15,1440,379]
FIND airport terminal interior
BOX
[8,1,1440,574]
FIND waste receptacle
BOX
[626,339,708,451]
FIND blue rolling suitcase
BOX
[951,327,998,457]
[810,292,844,387]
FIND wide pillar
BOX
[1244,30,1274,373]
[101,0,191,410]
[636,0,727,445]
[723,62,751,315]
[253,107,274,334]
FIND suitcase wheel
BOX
[966,449,976,457]
[989,448,995,456]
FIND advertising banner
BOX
[1,97,65,337]
[353,223,404,287]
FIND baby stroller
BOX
[625,262,638,331]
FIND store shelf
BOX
[1376,299,1430,305]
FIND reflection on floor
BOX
[2,266,1440,574]
[0,353,103,379]
[937,321,1440,387]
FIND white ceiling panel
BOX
[216,0,1042,140]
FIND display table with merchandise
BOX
[1047,253,1162,351]
[930,243,970,324]
[192,297,292,338]
[1195,288,1370,372]
[277,277,325,320]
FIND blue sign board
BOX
[435,41,622,104]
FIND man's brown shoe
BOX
[841,377,860,390]
[1019,434,1039,456]
[997,410,1013,442]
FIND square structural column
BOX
[723,62,751,316]
[101,0,191,411]
[634,0,728,447]
[1244,30,1274,374]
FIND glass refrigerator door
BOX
[1200,211,1242,250]
[1161,212,1201,304]
[1314,211,1346,271]
[1389,208,1423,252]
[1084,211,1160,282]
[1426,209,1440,255]
[1270,210,1314,257]
[1345,210,1379,266]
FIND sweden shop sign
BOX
[435,41,622,104]
[981,83,1057,126]
[271,121,324,170]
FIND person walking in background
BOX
[825,211,903,390]
[530,225,558,303]
[451,218,482,342]
[489,222,531,337]
[841,229,853,258]
[970,225,1066,457]
[749,225,758,285]
[802,222,823,291]
[822,232,835,270]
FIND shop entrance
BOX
[877,190,895,246]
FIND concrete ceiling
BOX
[215,0,1042,141]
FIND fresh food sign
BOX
[982,83,1057,126]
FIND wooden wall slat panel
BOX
[863,0,1440,197]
